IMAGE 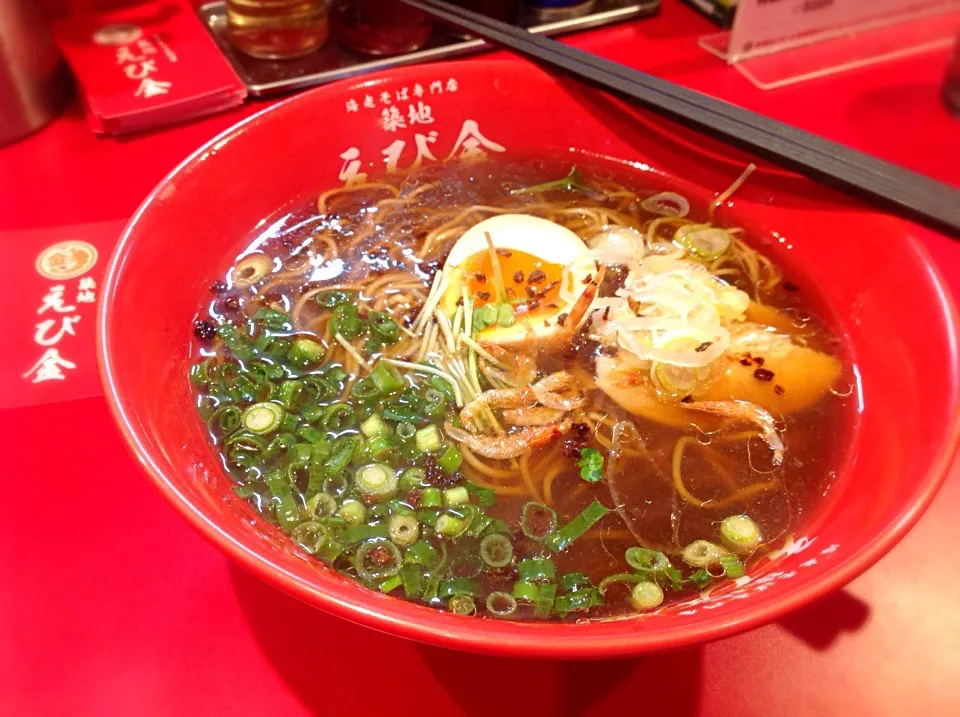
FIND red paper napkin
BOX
[52,0,246,135]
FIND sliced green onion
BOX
[512,581,540,602]
[630,580,664,611]
[511,166,593,196]
[439,577,476,598]
[322,469,348,497]
[597,572,643,595]
[422,388,446,417]
[342,522,390,544]
[252,307,291,331]
[443,485,469,507]
[351,377,381,401]
[485,591,518,618]
[435,513,468,538]
[365,433,392,459]
[368,503,391,523]
[379,574,403,593]
[305,492,337,518]
[681,540,727,568]
[479,303,497,326]
[415,424,443,452]
[543,499,609,552]
[404,540,446,571]
[674,223,732,260]
[337,499,366,526]
[421,575,441,604]
[399,467,426,491]
[720,514,761,555]
[386,498,415,516]
[533,583,557,618]
[315,290,352,308]
[322,402,356,432]
[396,421,417,440]
[301,404,324,424]
[354,539,402,581]
[286,337,324,368]
[290,521,325,554]
[331,304,365,339]
[554,588,601,618]
[296,425,325,444]
[264,469,299,530]
[323,437,356,475]
[420,487,443,508]
[242,402,284,435]
[370,362,404,393]
[479,533,513,568]
[388,514,420,548]
[625,547,672,573]
[520,502,558,541]
[211,405,243,436]
[720,553,745,578]
[355,463,398,499]
[292,442,313,464]
[449,553,483,579]
[360,413,387,439]
[560,571,592,592]
[368,311,401,344]
[400,564,422,598]
[465,482,496,508]
[216,324,254,362]
[263,433,295,461]
[449,594,476,616]
[660,566,684,592]
[437,443,463,474]
[517,557,555,583]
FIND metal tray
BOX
[198,1,659,97]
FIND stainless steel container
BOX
[0,0,73,145]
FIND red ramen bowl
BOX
[97,60,960,658]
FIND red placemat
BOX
[3,2,960,714]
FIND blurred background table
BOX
[2,2,959,715]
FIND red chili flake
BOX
[739,358,753,366]
[406,489,422,509]
[783,281,800,291]
[496,248,512,257]
[477,291,491,301]
[527,300,541,311]
[582,274,593,285]
[455,297,464,307]
[367,546,394,566]
[754,356,765,366]
[754,368,775,382]
[603,306,611,321]
[695,341,712,353]
[193,319,216,340]
[513,270,525,283]
[542,281,559,294]
[774,385,785,395]
[557,312,569,326]
[680,395,693,403]
[543,320,551,327]
[506,287,517,299]
[525,285,538,298]
[528,269,547,283]
[475,273,487,284]
[546,303,559,309]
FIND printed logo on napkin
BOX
[52,0,246,134]
[0,222,126,410]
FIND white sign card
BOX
[728,0,960,62]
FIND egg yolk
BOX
[461,248,569,323]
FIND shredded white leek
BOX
[382,358,463,407]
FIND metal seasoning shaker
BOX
[0,0,73,146]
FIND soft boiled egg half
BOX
[438,214,593,345]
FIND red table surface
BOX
[3,3,960,715]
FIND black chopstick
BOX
[399,0,960,236]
